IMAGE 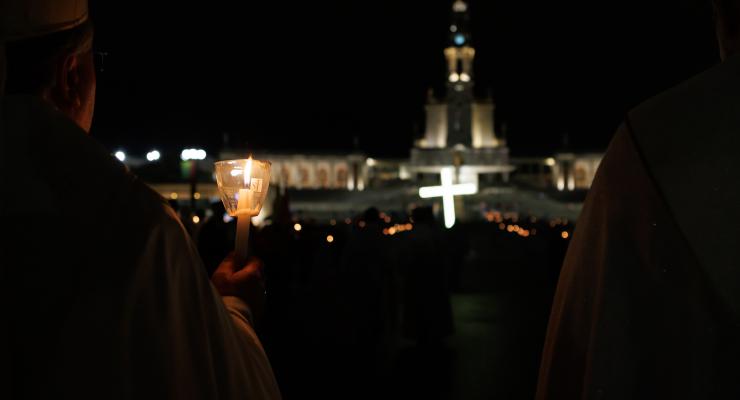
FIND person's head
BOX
[1,0,95,132]
[713,0,740,59]
[411,206,435,225]
[363,207,382,225]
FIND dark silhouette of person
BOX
[254,187,299,291]
[400,206,454,345]
[0,1,280,397]
[340,208,397,374]
[538,1,740,398]
[197,201,235,277]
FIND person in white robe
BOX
[0,1,281,398]
[537,1,740,398]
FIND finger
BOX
[233,258,264,281]
[236,256,263,272]
[215,252,238,274]
[247,256,264,271]
[233,259,262,278]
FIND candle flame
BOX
[244,156,253,187]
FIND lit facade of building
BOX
[551,153,603,192]
[219,151,369,191]
[136,0,601,225]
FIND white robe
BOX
[0,95,281,399]
[537,53,740,399]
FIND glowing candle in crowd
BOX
[215,156,271,265]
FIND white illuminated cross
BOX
[418,167,477,228]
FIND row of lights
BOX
[487,209,572,240]
[291,222,334,244]
[502,223,535,238]
[112,148,207,163]
[330,213,396,227]
[383,223,413,236]
[449,72,471,83]
[290,215,566,238]
[485,211,525,224]
[292,219,413,242]
[486,211,570,228]
[180,148,207,161]
[499,222,570,240]
[147,150,161,161]
[169,192,201,200]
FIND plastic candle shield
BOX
[215,159,272,217]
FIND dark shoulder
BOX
[125,177,182,232]
[627,56,740,167]
[2,95,182,243]
[629,59,736,124]
[618,56,740,259]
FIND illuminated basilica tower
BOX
[411,0,513,184]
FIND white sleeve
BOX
[219,295,282,399]
[129,208,281,400]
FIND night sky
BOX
[89,0,718,158]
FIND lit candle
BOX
[235,157,253,264]
[214,156,271,266]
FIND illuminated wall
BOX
[471,102,498,148]
[421,103,448,148]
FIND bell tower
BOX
[444,0,476,147]
[411,0,513,189]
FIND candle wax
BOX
[235,188,252,264]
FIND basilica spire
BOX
[444,0,476,147]
[412,0,511,187]
[445,0,475,88]
[450,1,471,48]
[417,0,501,151]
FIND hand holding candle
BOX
[215,157,272,265]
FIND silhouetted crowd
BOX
[168,196,572,399]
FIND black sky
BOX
[89,0,718,158]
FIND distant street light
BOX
[181,148,207,161]
[181,148,207,209]
[114,151,126,162]
[146,150,161,162]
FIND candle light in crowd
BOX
[215,157,271,266]
[234,157,253,264]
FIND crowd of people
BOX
[177,193,572,398]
